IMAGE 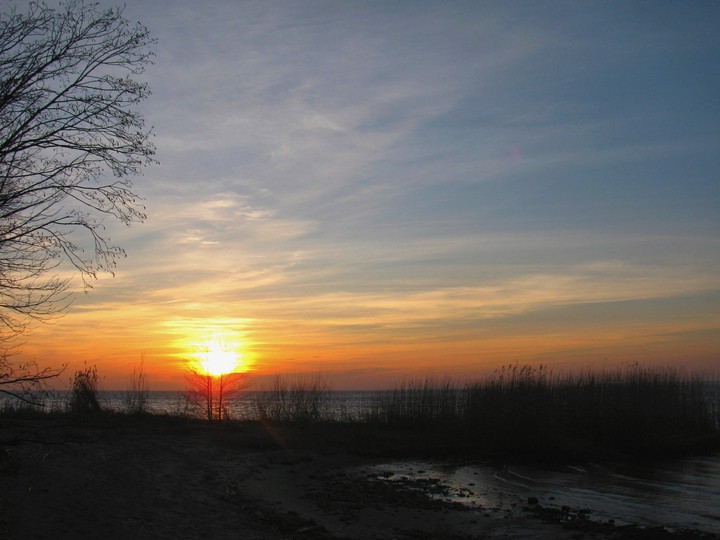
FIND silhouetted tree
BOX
[0,353,63,405]
[185,368,248,422]
[0,0,156,333]
[0,1,155,398]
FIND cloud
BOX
[18,0,720,387]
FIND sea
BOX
[18,389,383,420]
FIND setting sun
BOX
[191,338,244,377]
[6,0,719,395]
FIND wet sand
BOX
[1,415,717,539]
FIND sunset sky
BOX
[16,1,720,390]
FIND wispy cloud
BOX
[19,0,720,388]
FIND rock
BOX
[527,496,539,505]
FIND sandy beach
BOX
[1,415,718,540]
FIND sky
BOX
[13,1,720,390]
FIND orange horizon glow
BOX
[11,258,720,392]
[18,305,720,392]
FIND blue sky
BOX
[19,1,720,388]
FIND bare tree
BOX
[0,353,63,405]
[185,368,248,422]
[0,0,156,332]
[0,1,155,397]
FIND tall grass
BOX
[0,397,47,417]
[67,364,101,414]
[254,373,331,423]
[123,357,150,415]
[364,377,462,427]
[546,366,714,451]
[368,365,719,457]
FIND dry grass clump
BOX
[67,365,102,414]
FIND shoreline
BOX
[1,414,719,539]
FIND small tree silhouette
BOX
[185,367,247,422]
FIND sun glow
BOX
[191,338,244,377]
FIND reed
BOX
[364,377,461,427]
[253,373,332,423]
[122,357,150,415]
[2,363,716,460]
[367,365,719,458]
[0,398,46,417]
[545,365,716,453]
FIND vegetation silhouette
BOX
[363,364,719,459]
[122,357,150,415]
[185,367,248,422]
[0,355,63,406]
[1,363,717,461]
[254,373,331,423]
[67,364,101,414]
[0,0,156,401]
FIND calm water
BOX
[19,390,383,420]
[365,456,720,534]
